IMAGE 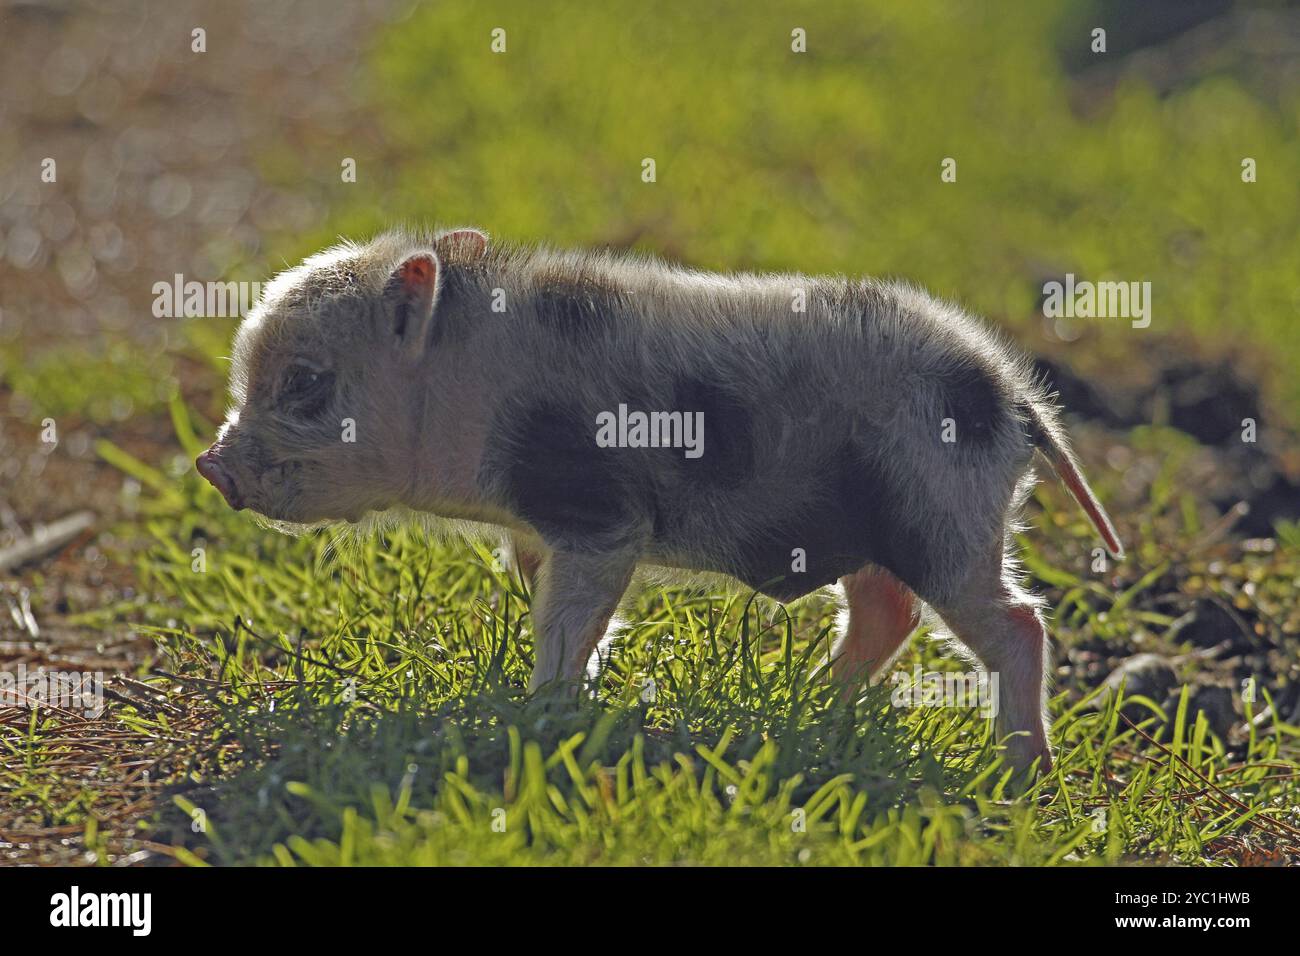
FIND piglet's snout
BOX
[196,448,244,510]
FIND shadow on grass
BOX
[157,631,984,865]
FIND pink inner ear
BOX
[400,254,437,293]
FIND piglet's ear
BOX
[434,228,488,261]
[384,251,441,360]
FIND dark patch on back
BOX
[670,377,755,488]
[482,399,648,551]
[532,272,626,341]
[936,359,1005,447]
[813,280,888,338]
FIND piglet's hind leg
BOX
[830,565,920,689]
[934,573,1053,775]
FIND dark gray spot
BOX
[936,360,1005,447]
[482,399,648,551]
[532,274,626,341]
[726,444,935,602]
[670,377,754,487]
[813,280,888,338]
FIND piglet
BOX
[198,227,1123,772]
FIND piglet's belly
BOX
[644,498,882,603]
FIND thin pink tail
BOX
[1048,448,1125,559]
[1023,400,1124,559]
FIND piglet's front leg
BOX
[526,547,638,691]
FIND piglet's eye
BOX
[280,362,334,415]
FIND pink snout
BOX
[196,448,244,510]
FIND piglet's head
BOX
[197,228,487,527]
